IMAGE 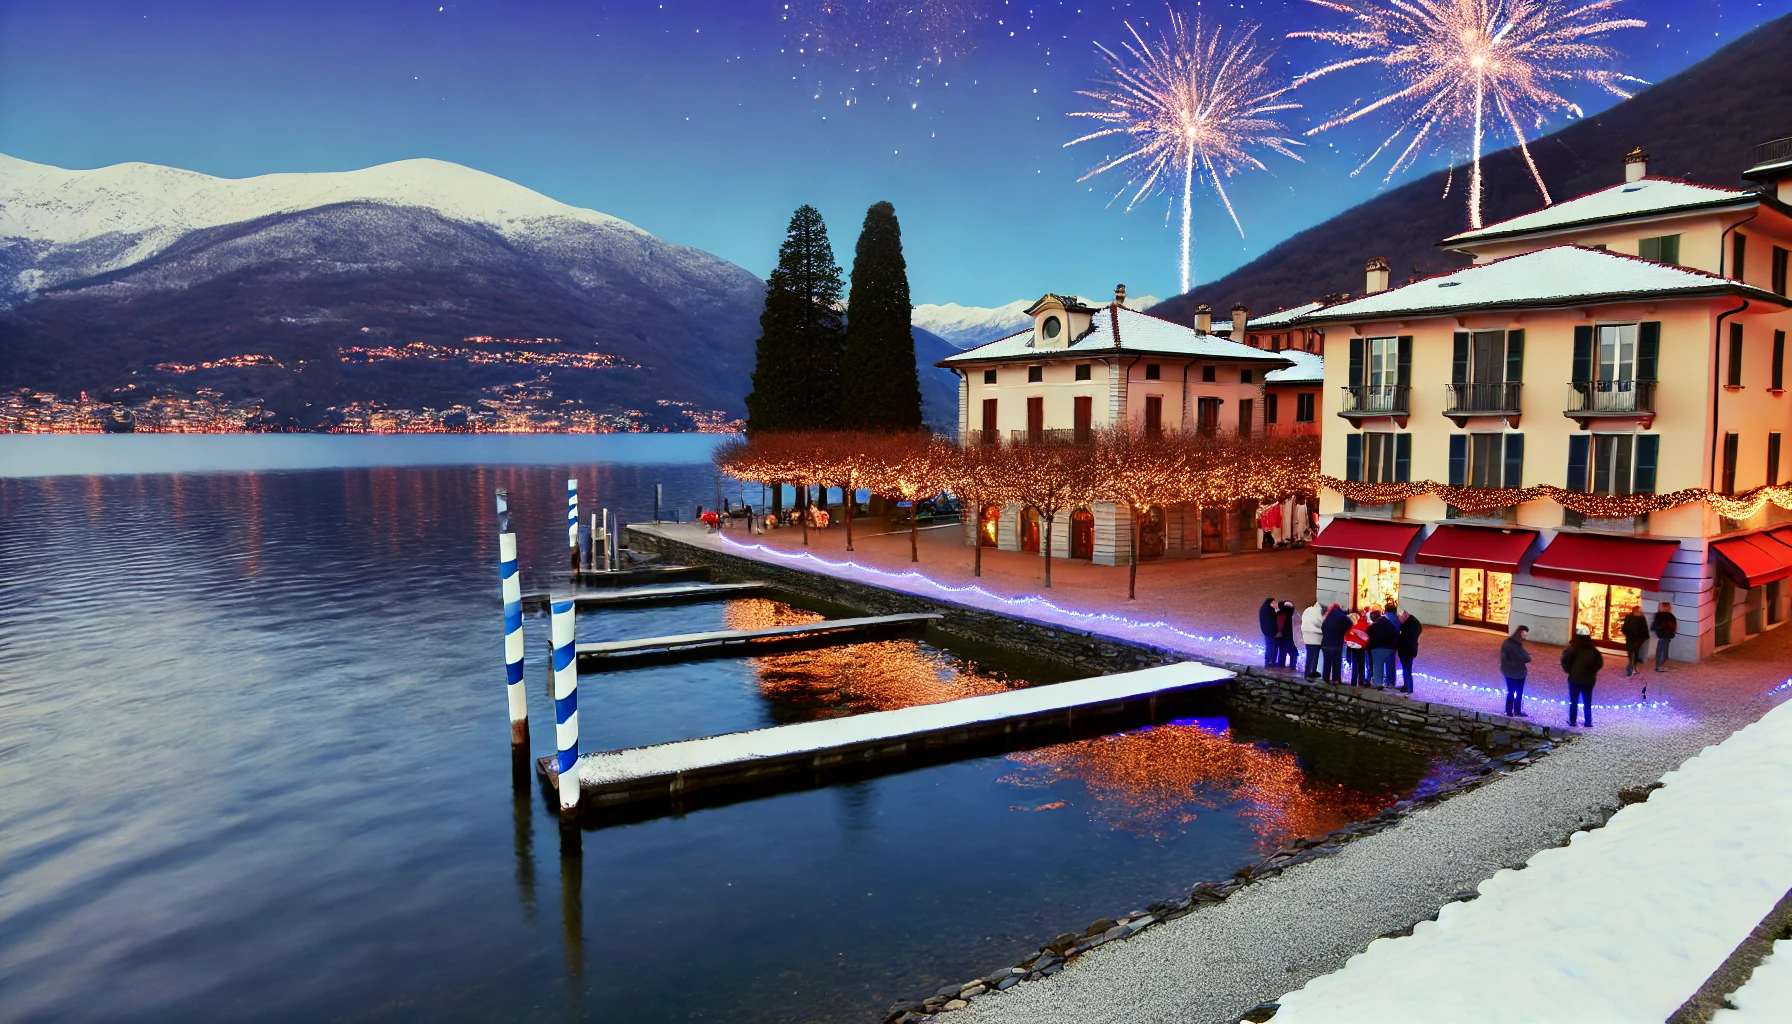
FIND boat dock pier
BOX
[520,581,767,613]
[573,612,942,668]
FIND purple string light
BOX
[717,536,1669,715]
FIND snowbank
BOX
[1712,940,1792,1022]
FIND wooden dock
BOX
[521,581,768,612]
[574,612,943,668]
[573,564,710,588]
[539,661,1233,824]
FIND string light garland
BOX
[1321,476,1792,520]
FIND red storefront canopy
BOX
[1529,533,1680,590]
[1710,530,1792,588]
[1413,525,1537,574]
[1311,519,1423,561]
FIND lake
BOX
[0,435,1470,1022]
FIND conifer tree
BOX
[841,201,922,431]
[745,205,846,432]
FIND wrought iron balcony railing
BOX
[1339,384,1409,417]
[1444,382,1523,416]
[1565,379,1655,416]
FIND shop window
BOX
[1455,569,1512,629]
[1354,558,1400,612]
[1573,582,1641,647]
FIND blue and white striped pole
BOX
[501,529,528,784]
[551,597,580,822]
[566,477,580,574]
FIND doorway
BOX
[1455,568,1512,629]
[1201,507,1226,553]
[1070,508,1094,559]
[1138,505,1165,560]
[978,505,1000,547]
[1020,506,1041,553]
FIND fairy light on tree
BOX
[1289,0,1645,229]
[1068,9,1301,294]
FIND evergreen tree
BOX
[745,205,845,432]
[840,201,922,431]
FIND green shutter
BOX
[1505,330,1525,383]
[1346,433,1363,482]
[1397,335,1413,387]
[1634,434,1658,494]
[1395,433,1411,483]
[1448,435,1467,487]
[1348,337,1364,389]
[1572,326,1593,382]
[1503,433,1524,489]
[1637,322,1659,381]
[1452,332,1469,384]
[1729,323,1744,387]
[1567,434,1590,491]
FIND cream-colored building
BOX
[937,287,1298,564]
[1289,143,1792,660]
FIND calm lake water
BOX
[0,435,1470,1022]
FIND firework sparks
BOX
[1068,10,1301,295]
[789,0,988,77]
[1290,0,1646,229]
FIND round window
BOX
[1042,315,1062,339]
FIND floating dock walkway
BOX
[540,661,1232,822]
[573,564,710,588]
[521,581,768,612]
[573,612,943,668]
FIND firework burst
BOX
[1068,10,1302,295]
[1290,0,1646,228]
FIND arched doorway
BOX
[1138,505,1165,560]
[979,505,1000,547]
[1020,507,1041,553]
[1070,508,1095,559]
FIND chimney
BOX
[1365,256,1390,294]
[1624,146,1649,183]
[1114,283,1127,306]
[1230,302,1249,340]
[1194,302,1212,334]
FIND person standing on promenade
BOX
[1395,607,1422,693]
[1366,608,1400,689]
[1321,603,1350,684]
[1652,603,1678,676]
[1344,611,1370,686]
[1259,598,1280,667]
[1301,600,1326,679]
[1500,625,1532,716]
[1561,628,1604,728]
[1621,607,1650,677]
[1277,601,1299,669]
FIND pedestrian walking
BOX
[1344,611,1370,686]
[1561,628,1603,728]
[1259,598,1280,667]
[1321,602,1350,684]
[1276,601,1299,669]
[1395,606,1422,693]
[1366,609,1399,689]
[1620,607,1649,678]
[1499,625,1532,716]
[1300,600,1326,679]
[1651,603,1678,676]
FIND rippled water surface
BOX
[0,439,1470,1022]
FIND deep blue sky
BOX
[1,0,1786,305]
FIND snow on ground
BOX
[1712,940,1792,1022]
[1268,698,1792,1024]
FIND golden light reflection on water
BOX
[1000,722,1402,845]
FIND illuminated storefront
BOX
[1353,558,1400,611]
[1455,568,1513,629]
[1571,581,1642,645]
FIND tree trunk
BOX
[1194,503,1204,559]
[845,477,855,552]
[972,506,982,577]
[800,483,809,546]
[771,481,782,518]
[1129,508,1139,600]
[910,502,919,562]
[1043,515,1054,588]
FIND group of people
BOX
[1497,603,1677,728]
[1259,598,1422,692]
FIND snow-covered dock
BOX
[554,581,768,609]
[573,611,943,668]
[541,661,1232,817]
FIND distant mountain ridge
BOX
[1151,12,1792,323]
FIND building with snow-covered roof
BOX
[1281,143,1792,661]
[936,286,1297,564]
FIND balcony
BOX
[1565,380,1655,426]
[965,429,1001,446]
[1010,427,1078,445]
[1443,382,1523,425]
[1339,384,1409,425]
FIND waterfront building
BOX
[1291,143,1792,660]
[937,286,1300,563]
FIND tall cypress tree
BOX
[745,205,846,432]
[840,201,922,431]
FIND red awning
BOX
[1529,533,1680,590]
[1710,531,1792,588]
[1311,518,1423,561]
[1414,525,1537,574]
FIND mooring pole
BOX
[589,512,599,572]
[551,597,580,827]
[600,508,610,572]
[498,491,528,788]
[566,478,579,575]
[654,483,662,524]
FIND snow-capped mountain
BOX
[913,294,1161,349]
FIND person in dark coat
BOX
[1620,608,1650,678]
[1366,609,1400,689]
[1320,603,1350,684]
[1395,606,1422,693]
[1258,598,1280,667]
[1276,601,1299,669]
[1651,603,1678,673]
[1561,628,1604,727]
[1499,625,1532,716]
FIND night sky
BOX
[1,0,1786,305]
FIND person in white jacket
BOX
[1300,600,1326,679]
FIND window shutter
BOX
[1265,393,1279,424]
[1637,322,1659,381]
[1728,323,1744,387]
[1346,433,1363,483]
[1733,232,1748,281]
[1634,435,1659,495]
[1448,435,1467,487]
[1722,433,1739,493]
[1774,330,1786,392]
[1505,330,1525,383]
[1348,337,1364,389]
[1397,335,1413,387]
[1770,433,1782,487]
[1572,326,1593,383]
[1452,332,1469,384]
[1567,435,1590,491]
[1395,433,1411,483]
[1503,433,1524,490]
